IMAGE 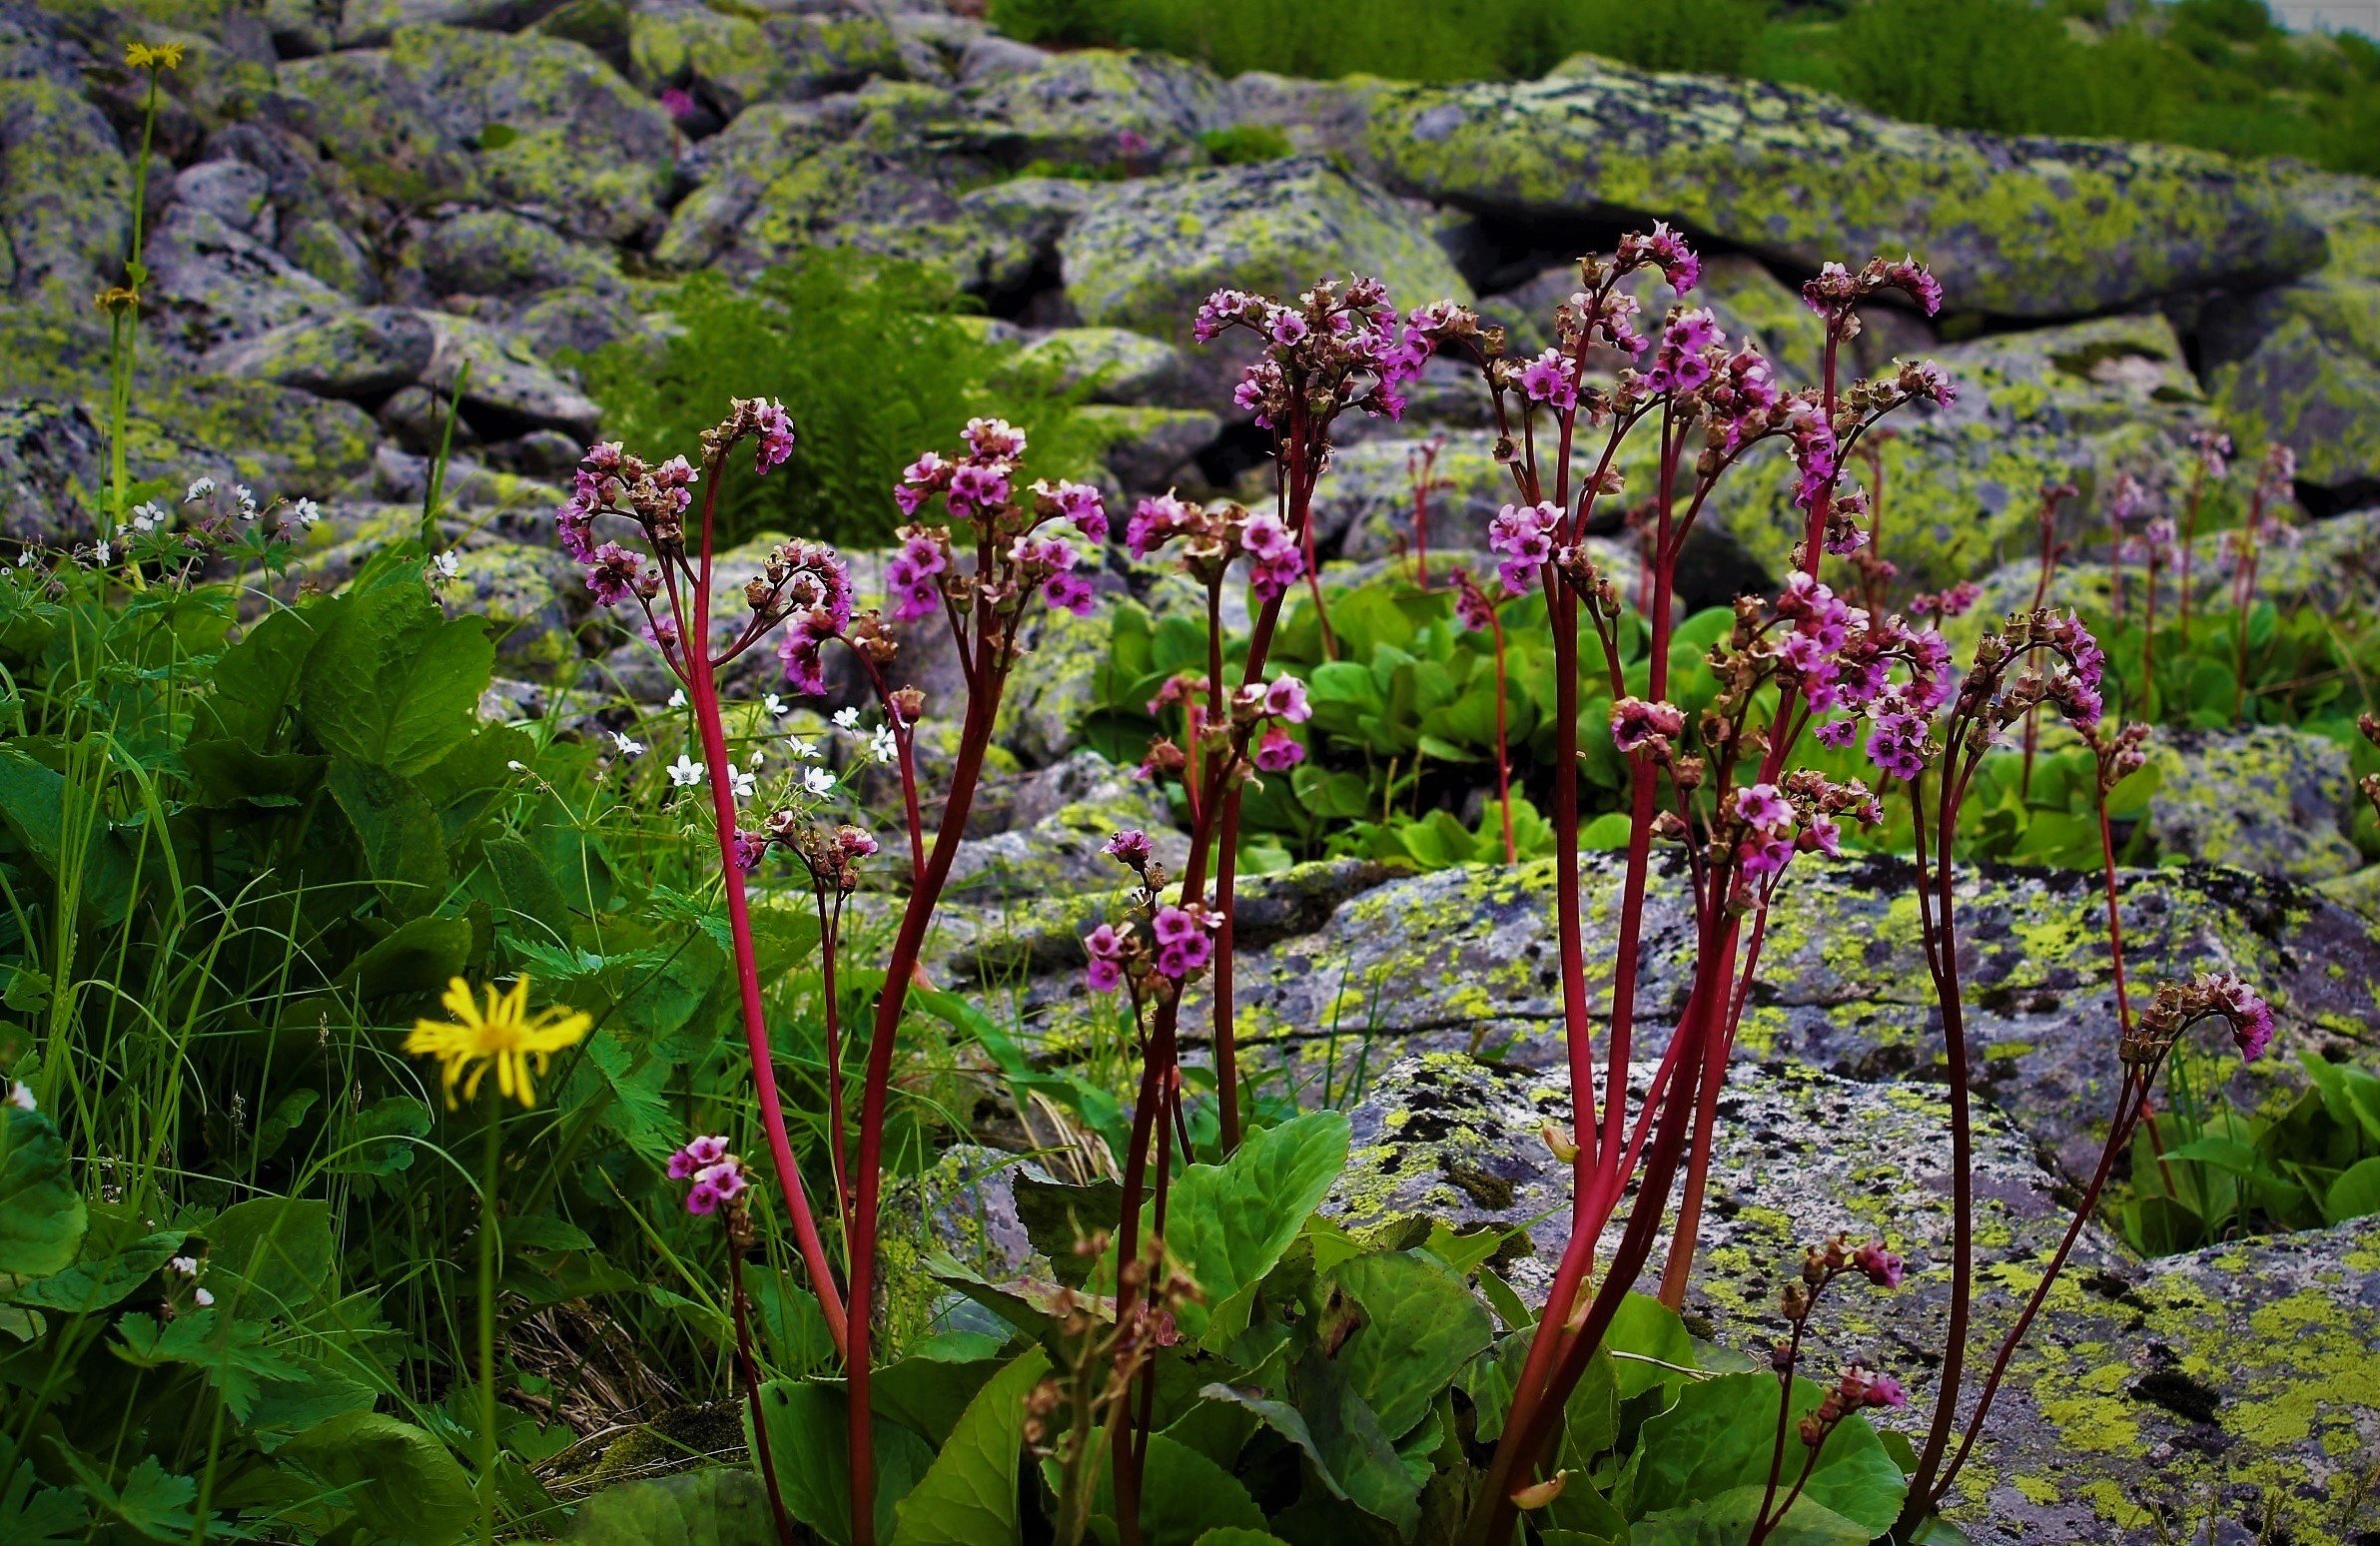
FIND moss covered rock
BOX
[1081,403,1217,490]
[1000,327,1188,406]
[0,396,106,541]
[943,750,1187,901]
[627,0,908,115]
[1003,851,2380,1183]
[2148,726,2361,883]
[2206,173,2380,502]
[434,536,584,674]
[1059,156,1474,351]
[415,208,624,300]
[0,74,130,305]
[655,86,1027,292]
[1356,54,2323,320]
[958,48,1227,173]
[201,306,437,398]
[421,311,601,440]
[277,24,672,241]
[1329,1052,2380,1544]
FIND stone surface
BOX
[277,23,674,243]
[0,73,130,304]
[984,852,2380,1184]
[943,750,1188,901]
[415,208,624,300]
[1328,1053,2380,1544]
[0,396,105,541]
[1059,156,1474,357]
[2206,172,2380,504]
[420,311,602,439]
[626,0,908,115]
[1001,326,1189,406]
[1082,403,1217,490]
[145,204,354,352]
[1356,54,2324,319]
[202,306,438,398]
[2148,726,2362,883]
[957,48,1228,173]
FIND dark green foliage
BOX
[2113,1052,2380,1254]
[1198,124,1294,164]
[996,0,2380,174]
[576,253,1099,548]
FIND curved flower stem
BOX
[727,1228,799,1546]
[1489,605,1515,864]
[1210,789,1243,1154]
[684,466,849,1359]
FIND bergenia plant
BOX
[2225,441,2298,720]
[566,404,1108,1546]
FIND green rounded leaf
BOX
[0,1102,86,1278]
[1630,1371,1905,1535]
[279,1412,475,1546]
[565,1468,778,1546]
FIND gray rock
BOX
[421,312,602,440]
[0,75,131,304]
[0,396,105,542]
[2205,172,2380,505]
[2148,726,2362,883]
[626,0,909,115]
[1356,54,2325,319]
[1001,327,1189,406]
[655,86,1028,293]
[203,307,438,399]
[416,209,623,301]
[277,23,674,244]
[958,48,1228,173]
[1223,71,1370,163]
[172,159,275,241]
[944,750,1188,901]
[378,383,478,454]
[994,852,2380,1186]
[1083,404,1218,490]
[507,285,650,361]
[1328,1053,2380,1544]
[1060,156,1475,361]
[145,204,352,352]
[957,175,1095,280]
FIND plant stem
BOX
[727,1232,798,1546]
[477,1094,501,1546]
[1490,606,1514,864]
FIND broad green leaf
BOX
[890,1347,1049,1546]
[1129,1433,1266,1546]
[564,1467,778,1545]
[2323,1157,2380,1224]
[10,1228,184,1312]
[1631,1372,1904,1534]
[1330,1250,1493,1438]
[50,1453,194,1543]
[329,760,450,912]
[341,914,474,1002]
[874,1345,1007,1449]
[205,1196,335,1314]
[752,1378,934,1546]
[302,582,493,775]
[0,748,136,924]
[280,1412,476,1546]
[0,1102,86,1278]
[1136,1111,1349,1341]
[200,602,322,744]
[1636,1485,1875,1545]
[1605,1290,1698,1399]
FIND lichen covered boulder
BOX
[1059,156,1474,350]
[1357,54,2323,319]
[2148,726,2362,883]
[202,306,438,399]
[2206,173,2380,503]
[944,750,1188,901]
[958,48,1228,172]
[998,852,2380,1182]
[626,0,908,115]
[277,24,674,243]
[0,75,130,304]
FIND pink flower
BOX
[1610,697,1686,754]
[1264,675,1311,724]
[1518,350,1578,410]
[1802,813,1843,857]
[1048,480,1109,541]
[1043,572,1097,615]
[659,87,698,123]
[1813,717,1857,750]
[1240,514,1295,561]
[753,400,796,473]
[1865,713,1928,781]
[1254,727,1304,772]
[730,829,768,872]
[1734,782,1791,830]
[1854,1239,1905,1287]
[1269,310,1308,346]
[1086,957,1124,993]
[1152,906,1201,948]
[1864,1372,1909,1409]
[1104,829,1153,867]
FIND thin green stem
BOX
[478,1094,501,1546]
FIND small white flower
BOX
[611,732,645,757]
[430,549,461,580]
[746,749,765,768]
[869,725,897,762]
[131,501,165,532]
[5,1081,33,1112]
[505,759,526,774]
[804,767,835,796]
[787,736,818,761]
[233,484,257,519]
[727,767,758,801]
[92,541,110,564]
[667,755,704,787]
[193,1287,215,1307]
[667,688,688,709]
[14,550,33,568]
[184,477,215,502]
[168,1255,200,1277]
[763,693,787,716]
[832,707,861,730]
[290,497,321,528]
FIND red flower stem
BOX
[1748,1273,1829,1545]
[1210,790,1243,1153]
[1657,897,1775,1306]
[2177,461,2205,633]
[2140,551,2161,717]
[726,1232,798,1546]
[1934,1072,2147,1504]
[846,603,1009,1546]
[683,463,848,1359]
[1490,606,1515,864]
[815,887,851,1232]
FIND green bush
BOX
[1198,123,1294,164]
[576,253,1100,549]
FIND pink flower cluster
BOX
[1150,904,1218,980]
[1193,275,1453,428]
[1125,493,1307,601]
[667,1135,749,1215]
[1801,256,1945,321]
[1487,500,1561,595]
[888,423,1109,626]
[1249,674,1311,772]
[1618,220,1702,293]
[887,524,949,622]
[1610,696,1686,756]
[768,539,856,695]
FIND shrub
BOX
[575,252,1099,549]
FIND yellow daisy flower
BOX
[405,978,590,1110]
[124,40,185,71]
